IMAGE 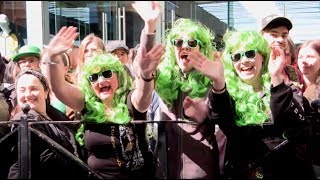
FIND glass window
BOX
[0,1,26,58]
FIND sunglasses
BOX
[230,49,257,62]
[172,38,203,48]
[88,70,113,83]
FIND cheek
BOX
[17,94,25,103]
[174,48,180,57]
[233,63,240,71]
[91,83,99,92]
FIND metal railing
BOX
[0,103,198,179]
[0,104,103,179]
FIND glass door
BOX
[48,1,145,49]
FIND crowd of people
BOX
[0,1,320,179]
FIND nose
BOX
[240,55,251,63]
[300,57,308,65]
[24,89,33,98]
[97,75,110,83]
[181,43,192,51]
[275,36,285,44]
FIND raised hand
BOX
[46,26,79,57]
[268,46,286,77]
[136,43,165,77]
[132,1,161,33]
[188,51,225,89]
[183,96,208,124]
[268,46,286,86]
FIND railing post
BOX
[18,104,31,179]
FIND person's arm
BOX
[131,1,165,112]
[42,26,84,112]
[269,46,308,138]
[270,81,307,130]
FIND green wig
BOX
[75,52,133,145]
[155,18,216,107]
[222,30,271,126]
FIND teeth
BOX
[101,86,110,92]
[241,67,252,71]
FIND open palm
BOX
[132,1,161,29]
[136,43,165,76]
[188,51,225,83]
[47,26,79,56]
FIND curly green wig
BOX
[222,30,271,126]
[155,18,216,107]
[76,52,133,145]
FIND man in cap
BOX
[12,44,41,72]
[261,14,305,92]
[106,40,135,78]
[260,14,292,50]
[105,40,130,64]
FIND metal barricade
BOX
[0,104,103,179]
[0,104,198,179]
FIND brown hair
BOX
[286,36,296,65]
[76,34,105,83]
[78,33,105,67]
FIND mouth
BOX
[241,66,254,72]
[180,54,189,63]
[25,99,36,104]
[100,85,111,94]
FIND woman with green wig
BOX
[41,1,165,179]
[151,18,226,179]
[196,30,312,179]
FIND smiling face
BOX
[297,46,320,82]
[89,70,119,104]
[262,26,289,50]
[232,48,264,86]
[173,34,201,73]
[16,74,48,114]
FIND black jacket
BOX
[208,82,313,179]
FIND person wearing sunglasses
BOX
[41,1,165,179]
[197,30,312,179]
[148,18,226,179]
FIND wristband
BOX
[212,83,226,93]
[140,72,155,82]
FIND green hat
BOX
[12,45,41,62]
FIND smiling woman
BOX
[41,1,166,178]
[207,30,313,179]
[7,69,88,179]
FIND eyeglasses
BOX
[88,70,113,83]
[230,49,257,62]
[18,58,38,66]
[172,38,203,48]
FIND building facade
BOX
[1,1,320,53]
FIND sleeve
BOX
[207,89,237,138]
[270,81,309,139]
[139,29,156,52]
[126,90,147,121]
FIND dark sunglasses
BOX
[172,38,203,48]
[230,49,257,62]
[88,70,113,83]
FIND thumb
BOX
[183,96,193,109]
[213,51,222,62]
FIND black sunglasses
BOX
[230,49,257,62]
[88,70,113,83]
[172,38,203,48]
